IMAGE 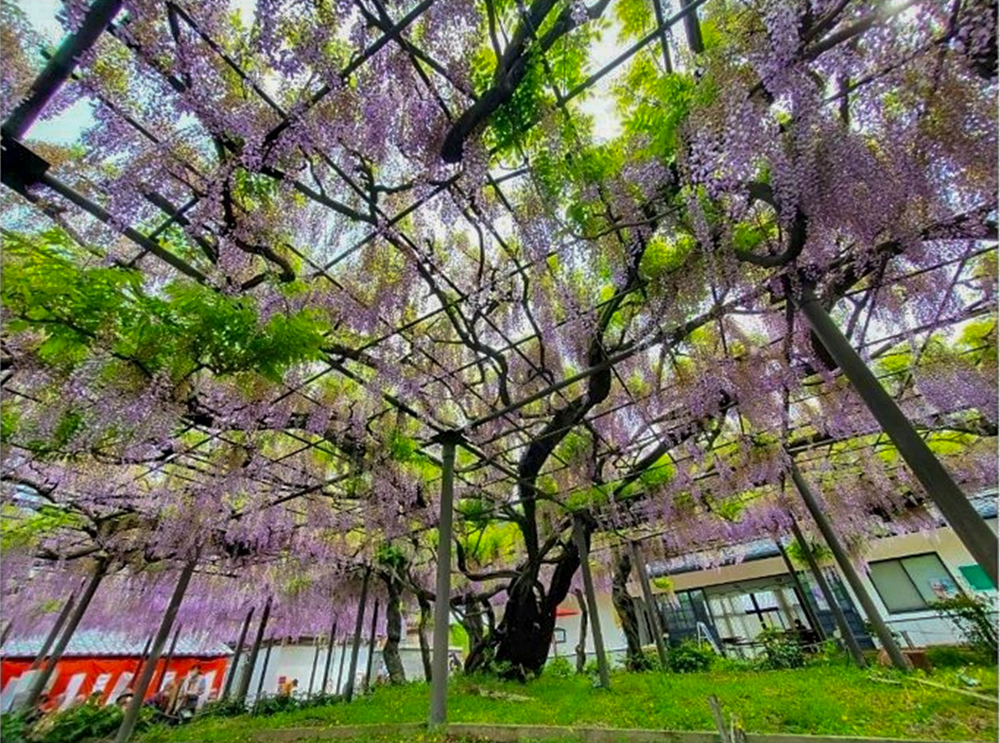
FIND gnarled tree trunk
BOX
[573,588,588,674]
[611,549,645,670]
[380,571,406,684]
[417,593,433,682]
[467,533,582,679]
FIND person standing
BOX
[180,668,205,714]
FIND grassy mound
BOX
[138,664,998,743]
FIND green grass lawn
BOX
[138,664,998,743]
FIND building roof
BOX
[1,630,232,660]
[649,492,997,579]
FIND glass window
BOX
[869,554,958,614]
[869,560,924,612]
[905,554,959,603]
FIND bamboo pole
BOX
[235,596,271,705]
[630,541,669,669]
[23,559,107,710]
[114,558,197,743]
[344,568,371,703]
[307,637,321,698]
[573,516,610,689]
[788,518,867,667]
[336,637,348,694]
[429,432,460,725]
[221,607,254,701]
[154,624,182,695]
[320,618,338,696]
[790,462,909,671]
[364,599,380,694]
[27,590,77,671]
[128,635,153,691]
[774,540,825,641]
[796,285,998,585]
[252,640,274,713]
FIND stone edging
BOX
[250,722,969,743]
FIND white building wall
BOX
[631,521,996,650]
[834,519,997,648]
[552,592,629,665]
[234,641,444,699]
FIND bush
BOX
[545,655,574,678]
[1,712,27,743]
[807,638,849,667]
[925,644,987,668]
[666,641,715,673]
[198,697,248,718]
[251,693,300,716]
[22,702,156,743]
[616,648,657,672]
[757,627,805,670]
[932,594,998,661]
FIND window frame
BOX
[868,552,959,615]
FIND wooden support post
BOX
[320,617,337,697]
[307,638,321,699]
[573,515,610,689]
[221,608,254,701]
[28,590,77,671]
[630,541,669,669]
[344,568,371,703]
[129,635,153,690]
[336,637,348,694]
[788,518,867,667]
[252,640,274,713]
[774,540,825,641]
[790,462,910,671]
[235,596,271,705]
[154,624,181,695]
[114,558,197,743]
[796,285,998,585]
[429,431,460,726]
[24,559,107,710]
[364,599,380,694]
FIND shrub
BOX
[666,640,715,673]
[932,594,998,661]
[807,638,849,667]
[24,702,155,743]
[582,654,613,683]
[198,697,248,718]
[1,712,27,743]
[757,627,805,670]
[925,644,987,668]
[251,693,299,716]
[545,655,574,678]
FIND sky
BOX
[15,0,627,147]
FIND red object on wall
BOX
[1,656,229,706]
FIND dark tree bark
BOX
[460,594,486,654]
[380,571,406,684]
[611,549,645,670]
[417,593,433,682]
[573,588,588,674]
